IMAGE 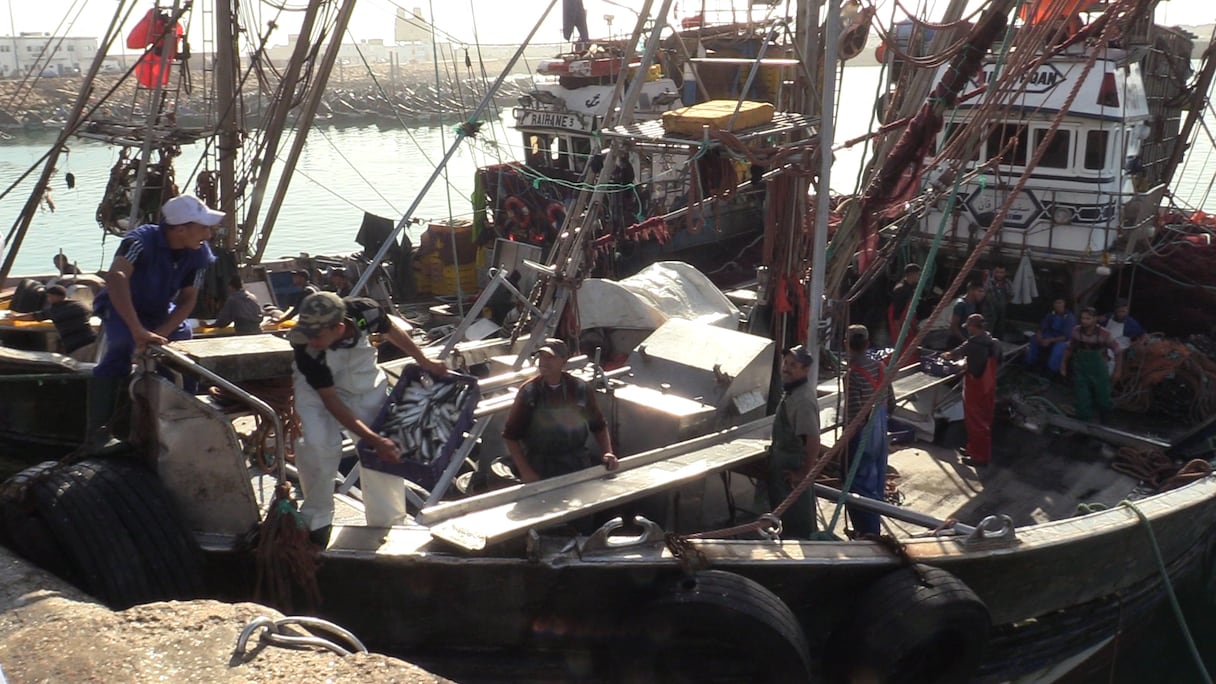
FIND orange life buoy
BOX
[504,196,532,228]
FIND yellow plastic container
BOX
[439,264,479,296]
[661,100,775,137]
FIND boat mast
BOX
[214,0,239,251]
[236,1,327,259]
[807,0,839,386]
[251,0,361,264]
[0,2,131,282]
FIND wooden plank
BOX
[425,432,771,551]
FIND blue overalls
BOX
[93,223,215,378]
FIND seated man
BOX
[1026,298,1075,374]
[212,275,263,335]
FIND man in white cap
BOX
[87,193,222,444]
[502,338,618,483]
[289,291,446,546]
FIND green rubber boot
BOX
[84,374,128,453]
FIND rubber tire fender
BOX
[0,461,73,580]
[17,457,204,609]
[834,564,990,684]
[618,570,814,683]
[11,278,47,313]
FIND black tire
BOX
[11,278,47,313]
[832,564,989,683]
[2,457,204,609]
[618,570,813,683]
[72,459,205,599]
[0,461,73,579]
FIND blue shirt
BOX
[1102,313,1145,341]
[94,222,215,325]
[1039,310,1076,340]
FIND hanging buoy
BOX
[65,172,76,189]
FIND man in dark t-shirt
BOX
[502,338,618,482]
[9,284,97,360]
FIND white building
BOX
[0,33,99,79]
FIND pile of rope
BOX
[1112,447,1213,492]
[254,482,322,613]
[1114,336,1216,422]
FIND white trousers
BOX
[293,345,406,531]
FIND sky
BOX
[4,0,1212,49]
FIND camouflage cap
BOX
[287,291,345,344]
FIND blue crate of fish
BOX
[358,365,480,491]
[919,351,961,378]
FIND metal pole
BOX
[350,0,562,294]
[235,0,324,257]
[214,0,240,251]
[251,0,362,264]
[808,0,838,386]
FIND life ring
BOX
[830,564,989,683]
[0,456,205,609]
[503,195,532,230]
[617,570,814,681]
[545,201,566,228]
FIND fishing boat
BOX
[473,3,828,280]
[3,0,1216,681]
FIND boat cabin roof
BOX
[601,110,818,148]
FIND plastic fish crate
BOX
[919,351,961,378]
[358,365,480,491]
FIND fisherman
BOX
[211,274,263,335]
[948,281,986,346]
[289,291,446,546]
[765,345,820,539]
[843,324,895,537]
[326,267,353,297]
[1100,298,1145,352]
[943,314,1000,467]
[277,270,321,322]
[1060,307,1121,423]
[1026,297,1075,374]
[88,193,220,444]
[5,284,97,362]
[982,264,1013,340]
[502,338,618,483]
[887,263,922,365]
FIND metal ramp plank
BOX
[421,419,773,551]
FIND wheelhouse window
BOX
[1033,129,1071,168]
[985,123,1029,166]
[1084,130,1110,170]
[525,134,556,169]
[940,122,979,162]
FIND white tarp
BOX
[577,261,740,330]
